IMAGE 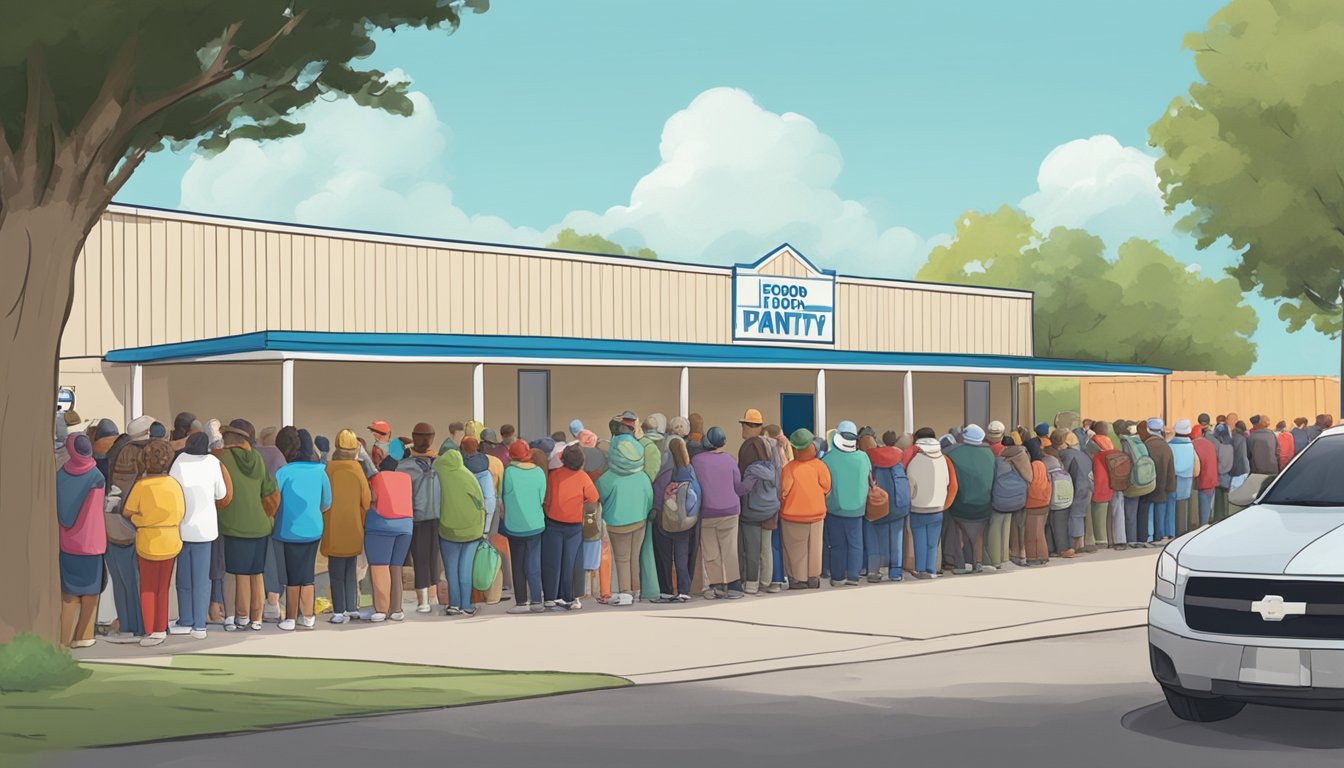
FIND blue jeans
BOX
[771,526,784,584]
[824,515,863,582]
[263,537,287,595]
[864,518,905,575]
[105,542,143,636]
[439,539,480,612]
[541,521,583,603]
[909,513,942,574]
[175,541,213,630]
[1197,489,1214,526]
[506,534,543,606]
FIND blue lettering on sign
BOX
[734,272,835,344]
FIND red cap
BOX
[508,441,531,461]
[368,420,391,435]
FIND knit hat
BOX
[184,432,210,456]
[569,419,584,438]
[668,416,690,437]
[1147,418,1164,433]
[149,422,167,439]
[705,426,727,449]
[95,418,119,440]
[463,452,489,475]
[789,428,815,451]
[643,413,668,434]
[315,435,331,454]
[577,429,598,448]
[530,437,557,455]
[412,422,435,436]
[962,424,986,446]
[1250,415,1262,426]
[460,436,479,453]
[297,429,316,461]
[1034,422,1050,438]
[328,429,352,451]
[480,427,499,443]
[1174,419,1192,437]
[508,440,531,461]
[986,421,1005,443]
[127,415,156,441]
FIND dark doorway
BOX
[518,369,551,441]
[780,393,815,437]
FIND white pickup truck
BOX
[1148,425,1344,721]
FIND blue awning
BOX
[104,331,1169,377]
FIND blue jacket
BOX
[274,461,331,543]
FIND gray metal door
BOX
[964,379,991,430]
[518,369,551,442]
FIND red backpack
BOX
[1103,451,1132,492]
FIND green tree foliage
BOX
[547,228,657,259]
[1149,0,1343,338]
[918,207,1258,375]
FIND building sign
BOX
[733,245,836,345]
[56,386,75,412]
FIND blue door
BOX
[780,393,815,437]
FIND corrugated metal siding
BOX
[63,209,1032,358]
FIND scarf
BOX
[56,435,103,528]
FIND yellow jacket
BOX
[125,475,185,561]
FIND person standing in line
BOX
[986,422,1007,458]
[990,434,1030,568]
[480,427,510,466]
[461,438,498,538]
[597,434,654,605]
[653,436,700,601]
[168,433,228,639]
[907,428,957,578]
[1210,422,1235,523]
[56,434,106,648]
[820,421,872,586]
[763,424,790,591]
[1246,415,1281,476]
[692,427,754,598]
[1191,424,1218,529]
[102,415,157,643]
[737,408,779,595]
[397,423,441,614]
[1274,421,1295,472]
[122,439,184,647]
[1021,439,1053,566]
[502,440,548,613]
[261,427,295,624]
[1228,420,1251,514]
[324,430,370,624]
[865,431,910,581]
[1058,431,1094,555]
[780,429,831,588]
[477,428,509,593]
[542,444,598,610]
[215,420,279,632]
[1169,420,1197,538]
[365,456,413,622]
[499,424,519,449]
[945,424,994,574]
[1290,417,1312,456]
[1039,435,1072,558]
[436,447,486,616]
[1087,423,1126,551]
[577,428,612,602]
[445,422,467,453]
[1141,419,1177,542]
[637,413,668,602]
[273,430,331,631]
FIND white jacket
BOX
[908,438,952,513]
[170,453,227,542]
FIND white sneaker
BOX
[223,617,238,632]
[416,603,432,614]
[279,618,296,631]
[329,613,347,624]
[617,593,635,606]
[190,629,208,640]
[70,638,97,649]
[168,622,192,636]
[567,599,582,611]
[139,632,166,647]
[389,611,405,622]
[299,615,315,629]
[263,603,282,622]
[507,603,533,615]
[369,613,387,623]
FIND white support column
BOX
[678,367,690,419]
[903,370,915,435]
[280,358,295,427]
[472,363,485,423]
[129,363,144,422]
[815,368,827,435]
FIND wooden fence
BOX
[1078,372,1340,426]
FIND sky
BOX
[117,0,1336,375]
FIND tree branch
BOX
[17,46,50,192]
[99,143,152,206]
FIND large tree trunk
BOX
[0,202,93,643]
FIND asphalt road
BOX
[49,627,1344,767]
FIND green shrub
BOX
[0,634,91,693]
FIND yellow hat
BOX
[739,408,764,426]
[336,429,359,451]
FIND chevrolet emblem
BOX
[1250,595,1307,622]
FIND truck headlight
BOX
[1154,550,1177,602]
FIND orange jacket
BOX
[1025,460,1051,509]
[780,456,832,524]
[543,466,599,524]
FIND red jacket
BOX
[1276,432,1295,471]
[1089,435,1118,503]
[1192,435,1219,491]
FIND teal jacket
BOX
[947,443,995,522]
[597,435,654,528]
[823,441,872,517]
[501,462,546,537]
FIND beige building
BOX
[59,204,1167,443]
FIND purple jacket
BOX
[690,451,753,518]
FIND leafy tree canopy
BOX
[918,206,1259,375]
[547,228,657,260]
[1150,0,1343,338]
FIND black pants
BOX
[541,521,582,603]
[653,525,694,597]
[409,519,441,590]
[328,555,358,614]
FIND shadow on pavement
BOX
[1122,701,1344,750]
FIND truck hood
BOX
[1176,504,1344,576]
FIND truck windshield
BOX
[1261,435,1344,507]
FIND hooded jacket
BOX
[1247,426,1280,475]
[57,435,106,556]
[822,435,873,517]
[1088,435,1118,503]
[908,438,958,513]
[597,435,655,528]
[1276,430,1295,471]
[1229,428,1250,477]
[691,449,755,519]
[946,441,995,522]
[501,459,546,538]
[1142,433,1177,503]
[323,459,370,557]
[1000,444,1033,482]
[463,452,498,531]
[639,431,666,485]
[1059,443,1094,514]
[436,450,487,542]
[1170,436,1196,480]
[1291,425,1313,456]
[1192,430,1219,491]
[216,445,279,538]
[780,445,831,524]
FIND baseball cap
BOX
[368,420,391,436]
[837,420,858,440]
[739,408,764,426]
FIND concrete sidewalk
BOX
[77,548,1159,684]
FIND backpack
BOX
[991,459,1028,512]
[1215,441,1234,475]
[884,463,912,517]
[472,537,502,591]
[581,502,603,541]
[105,441,144,545]
[864,480,890,522]
[1122,435,1157,497]
[661,473,701,533]
[741,437,782,523]
[1103,451,1132,492]
[1044,456,1074,510]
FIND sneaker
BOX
[329,613,347,624]
[263,603,282,622]
[655,594,677,604]
[766,583,783,593]
[443,606,462,616]
[139,632,166,647]
[279,619,296,632]
[676,594,691,602]
[223,619,239,633]
[725,590,745,600]
[70,638,97,649]
[530,603,546,613]
[806,578,821,589]
[462,608,477,617]
[299,615,315,629]
[105,632,140,644]
[389,611,405,622]
[249,620,263,631]
[543,600,558,610]
[789,581,809,590]
[890,573,904,582]
[954,565,976,575]
[867,574,884,584]
[168,622,192,636]
[972,564,984,574]
[702,589,719,600]
[507,604,534,614]
[568,599,583,611]
[912,571,932,580]
[190,629,208,640]
[416,603,432,614]
[844,579,860,587]
[369,613,387,623]
[617,593,635,606]
[830,580,844,588]
[744,582,760,595]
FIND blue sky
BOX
[119,0,1335,375]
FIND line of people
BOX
[53,404,1325,649]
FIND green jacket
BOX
[822,443,872,517]
[434,450,485,542]
[597,435,654,528]
[217,446,276,538]
[947,443,995,521]
[639,432,665,484]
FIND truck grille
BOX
[1184,577,1344,640]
